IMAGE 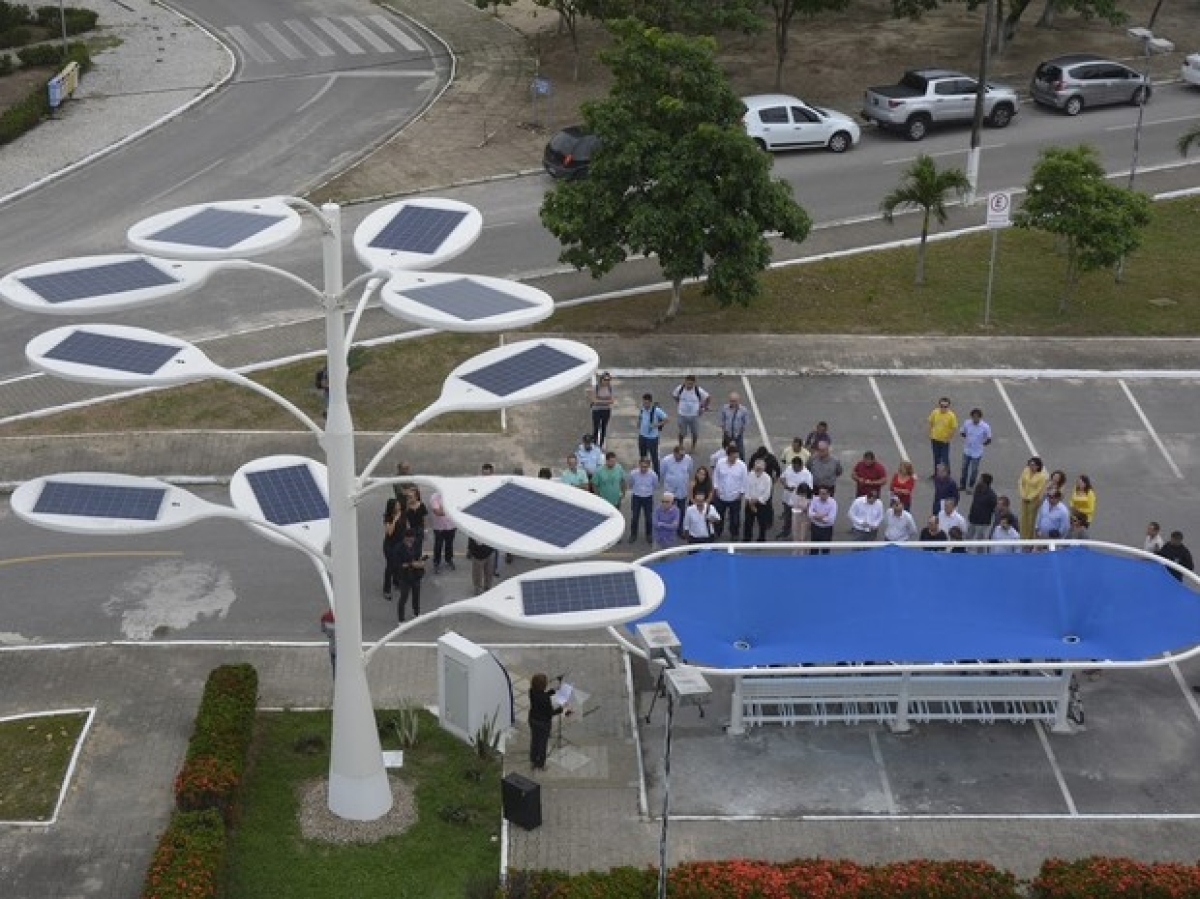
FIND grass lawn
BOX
[2,196,1196,437]
[223,709,501,899]
[0,711,89,822]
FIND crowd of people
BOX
[564,380,1196,574]
[374,382,1195,617]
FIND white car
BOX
[741,94,861,153]
[1183,53,1200,88]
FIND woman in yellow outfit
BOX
[1018,456,1048,540]
[1069,475,1096,526]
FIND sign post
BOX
[983,191,1011,327]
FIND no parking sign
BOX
[987,191,1012,229]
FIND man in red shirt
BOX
[851,451,888,498]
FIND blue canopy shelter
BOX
[639,545,1200,669]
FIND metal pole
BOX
[984,228,999,328]
[965,0,996,206]
[1127,41,1151,193]
[656,690,674,899]
[59,0,68,55]
[321,202,392,821]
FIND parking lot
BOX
[543,361,1200,821]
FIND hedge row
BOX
[503,857,1200,899]
[501,859,1021,899]
[141,809,226,899]
[1033,857,1200,899]
[173,663,258,826]
[0,4,96,47]
[0,40,90,147]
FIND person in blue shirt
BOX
[627,457,660,543]
[636,393,668,475]
[1035,491,1070,541]
[958,407,993,492]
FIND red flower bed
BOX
[1034,857,1200,899]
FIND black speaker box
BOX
[501,772,542,830]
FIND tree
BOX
[761,0,849,92]
[533,0,590,79]
[879,154,970,287]
[1014,145,1151,312]
[539,19,811,321]
[1179,122,1200,157]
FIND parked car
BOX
[1183,52,1200,88]
[741,94,861,153]
[861,69,1018,141]
[1030,54,1150,115]
[543,126,600,179]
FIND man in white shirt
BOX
[880,496,918,542]
[658,444,694,529]
[937,497,967,539]
[990,512,1021,553]
[958,407,993,492]
[1144,521,1165,554]
[670,374,710,453]
[712,444,748,540]
[775,454,814,538]
[847,490,884,541]
[683,490,721,544]
[742,456,774,541]
[574,433,603,477]
[808,486,838,554]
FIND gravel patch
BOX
[0,0,231,199]
[297,776,417,844]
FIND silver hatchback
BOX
[1031,54,1150,116]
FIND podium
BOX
[501,772,542,830]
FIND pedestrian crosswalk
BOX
[225,14,425,67]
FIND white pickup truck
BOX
[862,68,1019,141]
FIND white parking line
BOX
[883,145,1006,165]
[868,730,898,815]
[1168,660,1200,724]
[1035,721,1078,815]
[1119,379,1184,479]
[869,376,908,463]
[993,378,1037,457]
[742,375,770,451]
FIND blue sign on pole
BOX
[532,77,551,98]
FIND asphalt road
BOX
[3,366,1197,647]
[0,0,447,365]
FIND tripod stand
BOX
[645,664,705,723]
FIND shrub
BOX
[173,664,258,823]
[1033,857,1200,899]
[0,51,12,74]
[36,5,98,34]
[0,1,34,32]
[0,25,31,47]
[141,809,226,899]
[0,83,48,146]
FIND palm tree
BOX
[1179,122,1200,157]
[880,154,971,286]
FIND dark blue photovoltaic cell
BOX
[458,343,583,398]
[522,571,640,617]
[462,481,607,548]
[148,208,286,249]
[245,464,328,526]
[43,330,181,375]
[401,278,537,322]
[367,205,467,254]
[33,481,166,520]
[17,259,179,304]
[639,545,1200,667]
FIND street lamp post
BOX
[0,195,651,821]
[1126,26,1175,193]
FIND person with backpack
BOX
[670,374,710,453]
[636,393,668,475]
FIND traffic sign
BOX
[987,191,1012,229]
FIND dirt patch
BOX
[0,66,53,110]
[296,776,417,844]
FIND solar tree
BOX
[0,196,664,821]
